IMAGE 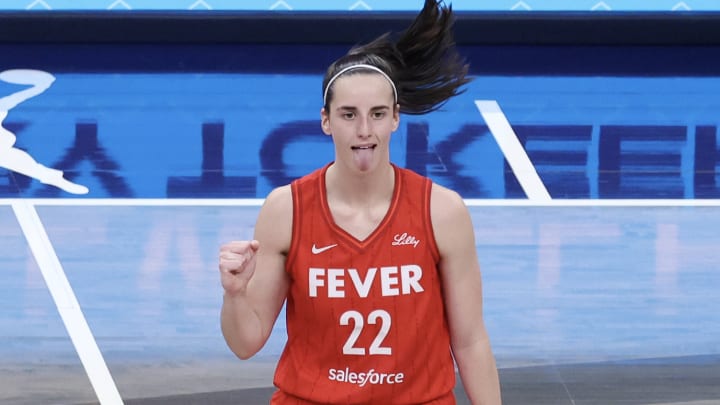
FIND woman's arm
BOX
[219,185,292,359]
[431,184,502,404]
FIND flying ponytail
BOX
[322,0,471,115]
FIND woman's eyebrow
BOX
[336,105,390,111]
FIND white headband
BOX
[323,64,398,106]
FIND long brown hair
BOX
[322,0,472,115]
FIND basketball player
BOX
[219,0,502,403]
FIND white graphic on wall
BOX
[24,0,51,10]
[270,1,292,10]
[511,2,532,11]
[349,1,371,11]
[591,2,612,11]
[188,0,212,10]
[475,100,551,201]
[106,0,131,10]
[0,69,89,195]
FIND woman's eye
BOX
[343,112,355,119]
[373,111,386,119]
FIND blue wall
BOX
[1,21,719,200]
[2,52,719,199]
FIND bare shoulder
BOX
[429,182,474,255]
[262,184,293,214]
[430,182,468,222]
[255,185,293,254]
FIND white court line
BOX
[462,199,720,207]
[476,100,552,202]
[0,198,267,206]
[2,198,720,207]
[11,200,123,405]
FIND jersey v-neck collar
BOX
[318,163,401,250]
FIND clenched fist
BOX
[219,240,260,296]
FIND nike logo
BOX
[312,243,338,254]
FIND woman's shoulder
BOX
[262,184,293,214]
[430,182,467,221]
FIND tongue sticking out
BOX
[352,146,375,171]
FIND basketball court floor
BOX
[1,199,718,404]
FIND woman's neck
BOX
[325,162,395,205]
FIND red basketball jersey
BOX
[272,163,456,404]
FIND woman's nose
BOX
[356,116,371,137]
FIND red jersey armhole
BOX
[424,178,441,264]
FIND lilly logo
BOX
[1,69,88,194]
[392,233,420,248]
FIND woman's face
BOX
[321,73,399,174]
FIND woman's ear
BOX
[321,107,332,135]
